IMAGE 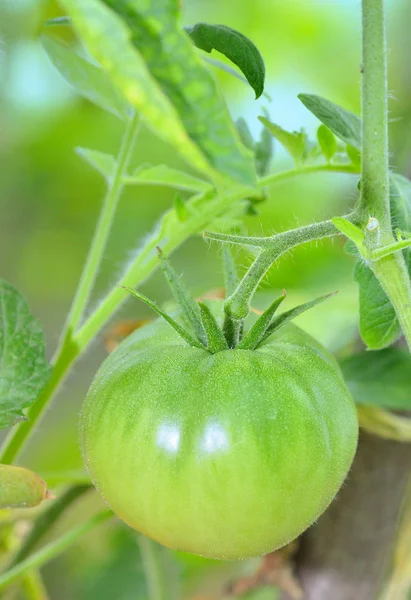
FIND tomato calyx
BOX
[123,248,336,354]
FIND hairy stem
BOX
[60,111,140,339]
[358,0,390,227]
[221,218,345,321]
[138,536,171,600]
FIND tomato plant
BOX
[0,0,411,598]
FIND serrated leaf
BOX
[76,147,116,179]
[124,165,213,193]
[0,280,51,430]
[354,261,401,349]
[340,348,411,410]
[42,36,130,120]
[60,0,256,186]
[317,124,337,161]
[184,22,265,99]
[299,93,361,150]
[258,116,307,166]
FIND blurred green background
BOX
[1,0,410,598]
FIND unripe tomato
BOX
[80,304,358,560]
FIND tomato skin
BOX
[80,309,358,560]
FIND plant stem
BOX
[138,536,169,600]
[359,0,390,228]
[219,218,344,320]
[0,511,113,591]
[9,485,92,567]
[357,0,411,351]
[60,111,141,339]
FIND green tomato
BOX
[80,305,358,560]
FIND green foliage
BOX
[0,280,51,429]
[185,22,266,99]
[199,303,229,353]
[332,217,365,247]
[263,293,335,341]
[236,116,274,176]
[76,148,116,180]
[59,0,255,186]
[299,93,361,150]
[238,293,285,350]
[258,116,308,166]
[158,251,206,344]
[42,37,130,120]
[123,287,205,350]
[354,261,401,349]
[341,348,411,409]
[124,165,213,193]
[317,125,337,161]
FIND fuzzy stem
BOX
[60,111,140,338]
[359,0,390,227]
[223,218,344,321]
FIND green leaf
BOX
[158,251,206,345]
[124,165,213,193]
[332,217,365,247]
[258,117,307,166]
[340,348,411,410]
[235,118,255,151]
[173,195,189,223]
[255,116,274,177]
[60,0,256,186]
[263,293,335,341]
[238,293,286,350]
[76,147,116,180]
[347,144,361,166]
[42,36,130,120]
[354,261,401,349]
[298,93,361,150]
[198,303,228,353]
[123,287,205,350]
[184,22,265,99]
[390,173,411,233]
[317,124,337,161]
[0,280,51,430]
